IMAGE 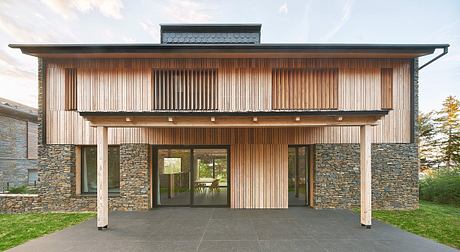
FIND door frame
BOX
[152,145,231,208]
[288,145,312,207]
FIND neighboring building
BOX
[9,24,448,228]
[0,97,38,191]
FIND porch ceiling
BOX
[80,110,387,128]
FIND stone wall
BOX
[313,143,419,210]
[0,194,41,213]
[8,143,152,213]
[0,115,37,190]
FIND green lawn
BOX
[372,201,460,249]
[0,212,95,251]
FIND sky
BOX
[0,0,458,112]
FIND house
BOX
[9,24,448,229]
[0,97,38,191]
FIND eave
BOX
[80,110,388,128]
[8,43,449,59]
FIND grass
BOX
[0,212,95,251]
[371,201,460,249]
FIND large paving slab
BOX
[9,208,456,252]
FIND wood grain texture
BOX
[45,58,411,144]
[381,68,393,109]
[360,125,372,226]
[272,68,338,110]
[153,69,217,110]
[64,68,77,111]
[96,126,108,228]
[230,144,288,208]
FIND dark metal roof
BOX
[160,24,261,44]
[160,24,261,33]
[79,110,389,117]
[0,97,38,122]
[8,43,450,57]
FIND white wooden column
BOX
[360,125,372,228]
[97,126,108,229]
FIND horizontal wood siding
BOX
[231,144,288,208]
[45,58,410,144]
[272,68,338,110]
[153,69,217,110]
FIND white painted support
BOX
[360,125,372,227]
[97,126,108,229]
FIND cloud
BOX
[0,49,35,80]
[162,0,214,22]
[323,0,354,41]
[279,3,288,15]
[41,0,124,19]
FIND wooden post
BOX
[97,126,108,230]
[360,125,372,228]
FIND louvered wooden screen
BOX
[272,68,338,110]
[64,68,77,111]
[381,68,393,109]
[152,69,217,110]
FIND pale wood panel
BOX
[272,68,338,110]
[45,58,411,144]
[77,68,152,111]
[218,67,271,111]
[230,144,288,208]
[338,68,381,110]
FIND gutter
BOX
[0,103,38,123]
[418,46,449,70]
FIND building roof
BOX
[0,97,38,122]
[8,43,449,59]
[160,24,261,44]
[9,23,449,59]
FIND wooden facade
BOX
[46,58,411,145]
[231,144,288,208]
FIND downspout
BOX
[418,46,449,70]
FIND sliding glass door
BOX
[288,146,310,206]
[155,146,229,207]
[157,149,191,206]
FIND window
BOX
[27,122,38,159]
[381,68,393,109]
[272,68,338,110]
[28,169,38,185]
[152,69,217,110]
[64,68,77,111]
[81,146,120,194]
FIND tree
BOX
[435,96,460,168]
[418,111,439,170]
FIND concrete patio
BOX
[9,208,456,252]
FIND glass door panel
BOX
[193,149,228,206]
[288,146,309,206]
[157,149,191,206]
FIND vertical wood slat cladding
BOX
[338,68,382,110]
[272,68,338,110]
[152,69,217,110]
[219,68,272,111]
[381,68,393,109]
[64,68,77,111]
[45,58,411,144]
[231,144,288,208]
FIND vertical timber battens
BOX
[97,126,108,229]
[360,125,372,227]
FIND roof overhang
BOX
[9,43,449,59]
[79,110,388,128]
